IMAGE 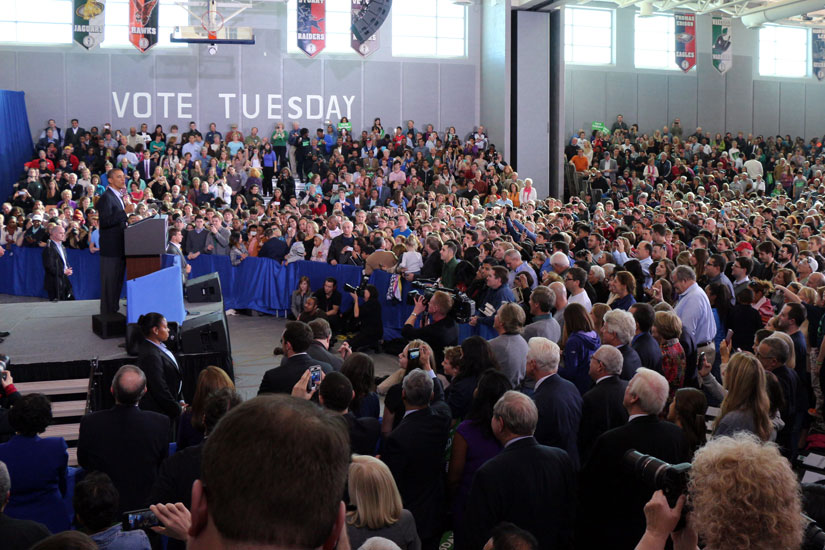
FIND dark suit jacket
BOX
[166,243,188,285]
[578,376,628,464]
[138,339,183,420]
[382,407,451,540]
[42,240,73,301]
[137,159,158,182]
[307,340,343,371]
[632,332,662,373]
[149,441,203,509]
[258,353,332,395]
[579,415,690,550]
[97,186,127,257]
[259,238,289,263]
[618,344,642,380]
[532,374,583,468]
[0,513,50,550]
[78,404,170,513]
[345,412,380,456]
[65,126,85,147]
[463,437,575,550]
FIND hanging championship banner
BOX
[351,0,378,57]
[813,28,825,81]
[129,0,159,53]
[297,0,326,58]
[674,13,696,72]
[73,0,105,50]
[711,13,732,74]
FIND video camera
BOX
[344,274,370,297]
[406,279,476,324]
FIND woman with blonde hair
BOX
[346,455,420,550]
[589,303,611,334]
[712,352,773,441]
[177,365,235,449]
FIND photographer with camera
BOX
[347,284,383,353]
[635,433,804,550]
[402,290,459,367]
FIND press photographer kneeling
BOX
[401,289,460,367]
[633,433,811,550]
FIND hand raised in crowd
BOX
[0,369,14,391]
[291,368,322,401]
[419,346,432,371]
[338,341,352,359]
[697,354,712,378]
[719,339,731,365]
[149,502,191,541]
[412,295,427,316]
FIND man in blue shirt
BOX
[672,265,717,367]
[470,266,516,328]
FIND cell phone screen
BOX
[309,366,322,390]
[122,509,159,531]
[409,348,420,360]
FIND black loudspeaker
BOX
[180,312,230,354]
[126,322,180,356]
[351,0,392,43]
[186,273,222,303]
[92,313,127,339]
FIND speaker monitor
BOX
[92,313,127,340]
[186,272,222,303]
[180,311,230,355]
[351,0,392,43]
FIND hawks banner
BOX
[674,13,696,73]
[813,28,825,81]
[297,0,326,58]
[73,0,105,50]
[711,14,732,74]
[351,0,378,57]
[129,0,159,53]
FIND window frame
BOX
[633,13,679,71]
[758,24,809,78]
[564,6,615,66]
[391,0,467,59]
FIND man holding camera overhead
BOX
[402,290,458,367]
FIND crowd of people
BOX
[3,112,825,549]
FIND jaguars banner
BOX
[351,0,378,57]
[73,0,105,50]
[813,28,825,81]
[712,14,732,74]
[297,0,326,58]
[674,13,696,72]
[129,0,159,53]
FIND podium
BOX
[125,216,168,279]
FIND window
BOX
[392,0,466,58]
[287,0,354,55]
[0,0,187,47]
[564,7,613,65]
[0,0,72,45]
[759,25,808,77]
[102,0,189,49]
[634,14,677,70]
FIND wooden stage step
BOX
[68,447,77,467]
[43,423,79,442]
[51,400,87,418]
[16,379,88,396]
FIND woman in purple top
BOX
[447,370,512,549]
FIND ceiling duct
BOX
[741,0,825,28]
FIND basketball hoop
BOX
[200,9,225,40]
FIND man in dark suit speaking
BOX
[97,168,135,314]
[258,321,332,395]
[463,391,576,550]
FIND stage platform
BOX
[0,298,223,366]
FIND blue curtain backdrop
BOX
[0,248,495,341]
[0,90,33,202]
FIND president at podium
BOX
[97,168,135,315]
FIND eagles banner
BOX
[351,0,378,57]
[129,0,159,53]
[297,0,326,58]
[813,28,825,81]
[674,13,696,73]
[712,14,732,74]
[73,0,105,50]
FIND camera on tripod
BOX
[406,279,476,324]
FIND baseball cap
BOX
[32,214,43,221]
[735,242,753,253]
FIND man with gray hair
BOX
[578,368,690,550]
[550,251,570,275]
[0,460,50,547]
[464,391,575,550]
[671,265,716,368]
[578,345,629,463]
[526,337,583,467]
[383,369,451,550]
[78,365,170,514]
[600,309,642,380]
[489,303,529,388]
[522,286,561,344]
[505,249,537,289]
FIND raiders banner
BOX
[297,0,326,58]
[129,0,159,53]
[813,28,825,81]
[73,0,105,50]
[712,14,732,74]
[351,0,378,57]
[674,13,696,73]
